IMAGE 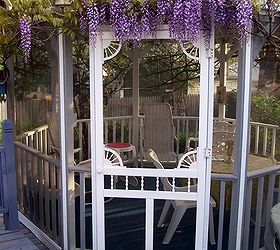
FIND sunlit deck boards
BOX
[0,215,48,250]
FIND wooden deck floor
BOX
[0,215,48,250]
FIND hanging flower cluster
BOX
[19,16,32,63]
[18,0,253,60]
[80,0,252,46]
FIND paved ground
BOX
[0,215,48,250]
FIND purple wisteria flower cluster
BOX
[18,0,253,59]
[19,16,32,63]
[80,0,252,46]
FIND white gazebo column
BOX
[218,41,227,120]
[89,36,105,250]
[228,34,253,250]
[132,48,140,153]
[58,33,76,249]
[196,31,215,250]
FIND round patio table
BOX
[106,142,138,168]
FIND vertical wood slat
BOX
[80,172,86,250]
[271,128,276,159]
[195,120,199,139]
[266,174,276,229]
[79,122,83,161]
[253,177,264,250]
[254,126,259,154]
[32,154,38,221]
[243,180,253,250]
[21,148,27,213]
[113,120,117,142]
[278,175,280,204]
[38,157,44,230]
[186,119,189,144]
[104,120,108,144]
[176,119,180,156]
[44,129,48,155]
[121,119,124,142]
[217,181,226,250]
[50,164,57,238]
[44,160,50,234]
[27,152,33,218]
[88,121,91,159]
[128,118,132,143]
[145,199,154,250]
[16,148,23,210]
[56,169,62,246]
[263,127,268,155]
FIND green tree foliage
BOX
[251,94,280,125]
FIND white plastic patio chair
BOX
[141,103,177,163]
[187,120,235,162]
[77,147,138,201]
[46,111,81,158]
[148,148,216,245]
[212,120,235,161]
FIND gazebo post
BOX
[50,34,59,112]
[218,41,227,120]
[89,36,105,250]
[132,48,140,153]
[228,34,253,250]
[58,33,76,249]
[196,31,215,249]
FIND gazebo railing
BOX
[14,125,280,249]
[14,141,61,245]
[16,124,49,154]
[76,116,133,161]
[67,165,280,250]
[17,116,280,163]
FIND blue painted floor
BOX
[74,174,266,250]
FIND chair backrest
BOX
[104,147,124,167]
[147,149,173,191]
[143,103,176,162]
[46,111,60,149]
[213,121,235,161]
[177,150,198,170]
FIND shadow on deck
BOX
[75,195,265,250]
[0,214,48,250]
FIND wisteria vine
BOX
[19,0,253,60]
[83,0,252,45]
[19,16,32,63]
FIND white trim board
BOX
[18,212,62,250]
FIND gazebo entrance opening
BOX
[69,25,216,250]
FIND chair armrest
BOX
[186,137,199,151]
[74,147,81,154]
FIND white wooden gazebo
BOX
[56,24,253,250]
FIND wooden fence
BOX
[0,99,51,132]
[15,100,51,131]
[0,95,217,132]
[106,94,218,117]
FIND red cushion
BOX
[107,142,131,149]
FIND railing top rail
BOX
[15,141,60,166]
[16,124,48,139]
[250,121,280,129]
[247,165,280,180]
[104,116,133,121]
[172,116,200,120]
[70,164,198,178]
[77,116,134,123]
[211,172,238,181]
